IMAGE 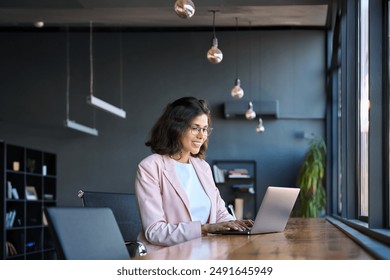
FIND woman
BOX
[135,97,251,251]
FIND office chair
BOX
[44,207,130,260]
[77,189,147,258]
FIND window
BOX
[329,0,390,258]
[388,0,390,224]
[358,0,369,218]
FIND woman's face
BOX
[179,113,209,161]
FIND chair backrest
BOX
[44,207,130,260]
[78,190,142,242]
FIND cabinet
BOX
[212,160,256,219]
[1,142,57,260]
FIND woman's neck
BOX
[170,152,190,163]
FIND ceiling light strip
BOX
[87,95,126,119]
[65,119,98,136]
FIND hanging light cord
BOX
[212,11,216,38]
[65,26,70,120]
[235,17,239,79]
[119,31,124,108]
[89,21,94,97]
[89,21,97,127]
[249,21,252,99]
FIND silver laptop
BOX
[211,186,300,235]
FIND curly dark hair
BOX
[145,97,211,159]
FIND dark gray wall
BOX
[0,29,325,208]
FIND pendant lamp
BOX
[174,0,195,19]
[245,101,256,120]
[64,26,98,136]
[231,17,244,99]
[86,22,127,119]
[256,118,265,133]
[207,10,223,64]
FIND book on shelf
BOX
[42,211,48,226]
[213,165,225,183]
[5,210,17,228]
[6,241,18,257]
[7,181,20,199]
[7,181,13,199]
[43,193,54,200]
[11,188,19,199]
[228,169,250,178]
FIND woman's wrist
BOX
[201,224,209,236]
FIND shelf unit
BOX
[1,142,57,260]
[212,160,257,219]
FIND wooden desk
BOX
[136,218,374,260]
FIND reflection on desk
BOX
[135,218,374,260]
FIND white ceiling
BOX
[0,0,331,28]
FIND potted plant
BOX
[296,136,326,217]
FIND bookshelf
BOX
[1,142,57,260]
[212,160,257,220]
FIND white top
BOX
[174,160,211,224]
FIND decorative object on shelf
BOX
[256,118,265,133]
[245,101,256,120]
[231,17,244,99]
[207,10,223,64]
[234,198,244,220]
[42,165,47,176]
[174,0,195,19]
[25,186,38,200]
[86,22,127,118]
[44,193,54,200]
[296,136,326,217]
[26,158,36,173]
[63,26,99,136]
[34,21,44,28]
[12,161,20,172]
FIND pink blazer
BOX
[135,154,233,251]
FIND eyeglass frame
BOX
[189,125,213,137]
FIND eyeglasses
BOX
[189,125,213,137]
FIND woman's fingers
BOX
[206,220,254,233]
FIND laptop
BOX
[210,186,300,235]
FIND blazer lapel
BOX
[161,156,192,216]
[190,157,215,201]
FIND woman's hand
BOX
[242,219,254,227]
[201,219,254,235]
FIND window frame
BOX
[327,0,390,259]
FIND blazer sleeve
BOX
[135,158,202,247]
